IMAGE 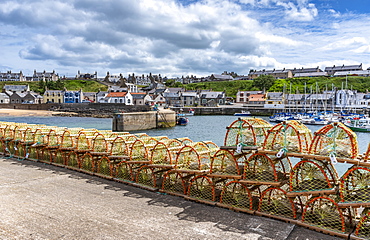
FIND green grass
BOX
[63,80,108,92]
[0,79,108,94]
[181,76,370,98]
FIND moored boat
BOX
[344,118,370,132]
[234,110,251,116]
[176,114,189,126]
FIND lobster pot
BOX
[80,152,94,173]
[243,152,291,185]
[150,142,173,165]
[8,126,26,156]
[135,133,149,138]
[354,209,370,239]
[258,186,297,219]
[224,118,272,148]
[164,139,183,162]
[187,176,216,202]
[302,196,347,234]
[110,136,130,157]
[175,145,203,171]
[66,151,80,169]
[364,143,370,161]
[42,129,62,162]
[210,149,242,176]
[91,133,109,154]
[192,142,216,170]
[289,159,338,193]
[176,137,193,145]
[161,170,189,196]
[340,166,370,204]
[114,161,132,181]
[75,132,92,152]
[263,120,312,154]
[129,139,149,162]
[309,122,358,159]
[135,166,156,188]
[219,181,254,211]
[60,130,75,149]
[96,156,112,177]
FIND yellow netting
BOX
[258,187,296,219]
[289,159,338,192]
[340,166,370,204]
[224,117,272,148]
[263,120,312,154]
[302,196,347,233]
[243,152,291,184]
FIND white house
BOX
[0,93,10,103]
[106,92,133,105]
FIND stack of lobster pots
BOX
[1,118,370,239]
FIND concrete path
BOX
[0,157,341,240]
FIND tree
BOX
[253,75,275,91]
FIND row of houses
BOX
[3,63,370,85]
[0,85,227,107]
[236,89,370,109]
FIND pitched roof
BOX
[106,92,127,98]
[325,64,362,71]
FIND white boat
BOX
[234,110,251,116]
[344,118,370,132]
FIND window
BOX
[127,99,131,104]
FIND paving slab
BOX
[0,157,342,240]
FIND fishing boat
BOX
[176,114,189,126]
[234,110,251,116]
[344,118,370,132]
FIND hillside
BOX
[0,79,108,94]
[182,76,370,98]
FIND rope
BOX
[276,122,288,158]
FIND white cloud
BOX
[0,0,369,77]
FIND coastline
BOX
[0,109,69,117]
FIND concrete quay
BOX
[0,157,341,240]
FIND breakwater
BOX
[112,110,176,131]
[1,119,370,239]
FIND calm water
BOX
[1,114,369,176]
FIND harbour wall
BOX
[112,110,176,131]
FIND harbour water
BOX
[1,114,368,176]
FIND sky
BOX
[0,0,370,78]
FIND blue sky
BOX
[0,0,369,78]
